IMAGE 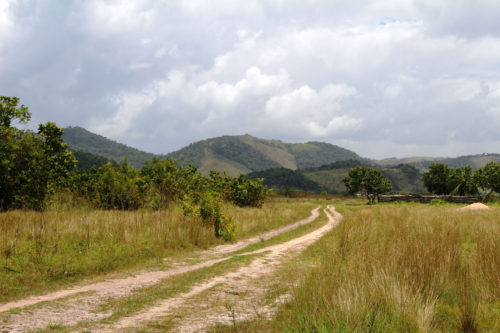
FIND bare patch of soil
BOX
[458,203,492,211]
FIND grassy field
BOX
[215,200,500,332]
[0,197,318,302]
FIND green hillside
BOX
[62,127,162,168]
[377,154,500,170]
[168,134,362,175]
[62,127,499,182]
[249,160,426,194]
[72,150,116,169]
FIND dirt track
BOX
[0,206,341,332]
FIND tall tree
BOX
[474,162,500,201]
[0,96,76,210]
[422,163,452,195]
[343,166,392,204]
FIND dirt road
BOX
[0,206,341,332]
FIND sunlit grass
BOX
[213,201,500,332]
[0,197,317,302]
[274,203,500,332]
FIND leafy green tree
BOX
[140,158,208,209]
[423,163,479,196]
[228,175,269,208]
[0,97,76,210]
[422,163,452,195]
[343,166,392,204]
[93,159,142,210]
[448,165,478,196]
[0,97,31,210]
[474,162,500,201]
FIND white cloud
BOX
[3,0,500,157]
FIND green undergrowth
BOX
[212,200,500,332]
[0,197,317,302]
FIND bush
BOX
[182,192,237,241]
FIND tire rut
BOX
[0,207,322,332]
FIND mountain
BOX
[248,160,426,194]
[247,160,425,193]
[377,154,500,170]
[72,150,116,169]
[63,127,361,173]
[62,127,163,169]
[167,134,362,175]
[62,126,499,188]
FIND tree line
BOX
[1,96,269,240]
[343,162,500,204]
[423,163,500,200]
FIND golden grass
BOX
[0,197,317,302]
[272,203,500,332]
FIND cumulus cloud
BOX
[1,0,500,158]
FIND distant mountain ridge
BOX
[62,126,500,180]
[248,160,426,194]
[62,127,164,168]
[378,154,500,170]
[168,134,363,175]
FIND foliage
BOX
[247,167,322,192]
[343,166,392,204]
[168,134,362,175]
[140,158,205,209]
[227,175,269,208]
[423,163,480,196]
[0,97,76,211]
[72,149,116,169]
[474,161,500,200]
[62,126,161,168]
[291,141,362,169]
[422,163,453,195]
[448,165,478,196]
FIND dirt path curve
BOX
[0,207,319,315]
[0,207,322,332]
[94,206,342,333]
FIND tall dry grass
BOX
[276,204,500,332]
[0,197,317,301]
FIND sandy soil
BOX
[0,206,327,332]
[458,203,492,211]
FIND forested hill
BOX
[62,127,163,168]
[167,134,362,175]
[377,154,500,170]
[62,127,500,175]
[248,160,426,194]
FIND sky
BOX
[1,0,500,159]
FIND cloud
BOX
[1,0,500,158]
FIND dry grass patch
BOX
[0,197,316,302]
[248,202,500,332]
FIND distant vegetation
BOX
[423,162,500,199]
[159,134,362,175]
[62,126,161,168]
[343,166,392,204]
[2,97,269,238]
[247,168,322,192]
[72,150,116,169]
[378,153,500,170]
[249,161,426,194]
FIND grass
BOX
[0,197,317,302]
[212,200,500,332]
